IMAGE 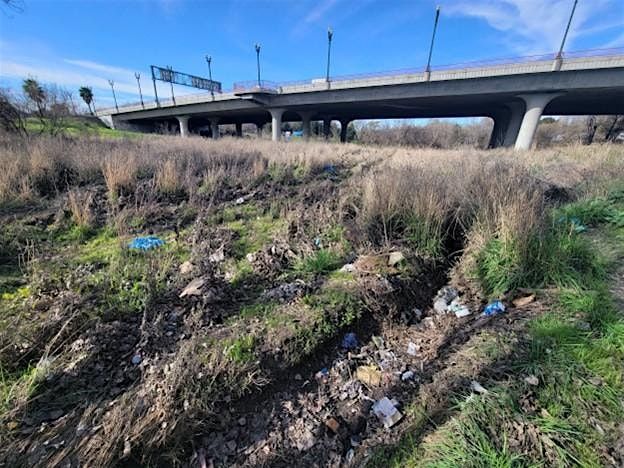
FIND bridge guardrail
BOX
[97,47,624,115]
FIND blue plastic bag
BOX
[128,236,165,251]
[483,300,506,316]
[342,332,358,350]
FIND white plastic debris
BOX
[470,380,488,394]
[449,298,471,318]
[524,375,539,386]
[433,298,449,314]
[339,263,356,273]
[407,342,419,356]
[401,370,414,381]
[372,397,403,428]
[387,251,405,267]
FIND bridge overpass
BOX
[99,49,624,150]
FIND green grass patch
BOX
[295,249,343,275]
[224,335,256,364]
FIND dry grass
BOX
[67,189,94,228]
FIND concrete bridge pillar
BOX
[210,118,220,139]
[515,93,561,150]
[299,112,313,141]
[323,118,331,140]
[270,108,285,142]
[503,102,525,148]
[339,119,351,143]
[235,122,243,138]
[488,111,511,149]
[177,116,190,138]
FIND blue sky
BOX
[1,0,623,108]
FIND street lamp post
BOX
[108,79,118,112]
[135,72,144,109]
[255,43,261,88]
[167,66,176,105]
[326,27,333,83]
[424,6,440,81]
[553,0,578,71]
[205,55,214,100]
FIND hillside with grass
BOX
[0,134,623,467]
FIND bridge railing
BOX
[98,47,624,114]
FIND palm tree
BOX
[22,78,45,116]
[79,86,94,115]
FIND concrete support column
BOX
[299,112,313,141]
[210,118,220,140]
[339,119,351,143]
[177,116,190,138]
[514,94,561,150]
[235,122,243,138]
[503,102,525,148]
[487,112,510,149]
[323,118,331,140]
[270,108,284,142]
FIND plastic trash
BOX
[407,342,419,356]
[372,397,403,428]
[470,380,488,394]
[356,365,382,386]
[449,299,471,318]
[341,332,358,350]
[315,367,329,383]
[131,354,142,365]
[401,370,414,381]
[323,164,337,175]
[128,236,164,251]
[483,300,506,316]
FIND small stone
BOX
[235,197,245,205]
[524,375,539,386]
[294,373,302,380]
[179,261,194,275]
[238,417,247,426]
[387,251,405,267]
[512,294,535,307]
[209,246,225,263]
[179,278,205,298]
[325,417,340,434]
[339,263,356,273]
[246,253,256,263]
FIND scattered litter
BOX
[325,417,340,434]
[407,342,419,356]
[341,332,358,350]
[470,380,488,394]
[315,368,329,383]
[128,236,164,251]
[449,298,471,318]
[179,261,194,274]
[371,336,385,349]
[180,278,205,298]
[433,298,449,314]
[235,196,245,205]
[345,448,355,463]
[401,370,414,381]
[323,164,337,175]
[339,263,356,273]
[512,294,535,307]
[131,354,141,365]
[559,215,587,233]
[387,251,405,267]
[314,237,322,248]
[245,252,256,263]
[433,285,460,314]
[372,397,403,428]
[209,246,225,263]
[524,375,539,386]
[578,321,591,331]
[123,440,131,458]
[356,365,382,387]
[483,300,506,316]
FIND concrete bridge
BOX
[99,49,624,150]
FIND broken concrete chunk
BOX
[387,251,405,267]
[179,278,205,298]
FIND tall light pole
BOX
[553,0,578,71]
[135,72,144,108]
[205,55,214,100]
[425,6,441,81]
[255,43,261,88]
[167,66,176,105]
[326,27,333,83]
[108,79,118,112]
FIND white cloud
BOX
[303,0,338,24]
[445,0,620,55]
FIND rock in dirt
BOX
[387,251,405,267]
[180,278,205,298]
[372,397,403,428]
[208,246,225,263]
[524,375,539,386]
[339,263,356,273]
[512,294,535,307]
[179,261,194,275]
[325,417,341,434]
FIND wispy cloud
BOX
[445,0,620,55]
[303,0,338,24]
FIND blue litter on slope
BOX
[342,332,358,350]
[128,236,165,251]
[483,300,506,316]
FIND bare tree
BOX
[0,88,27,136]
